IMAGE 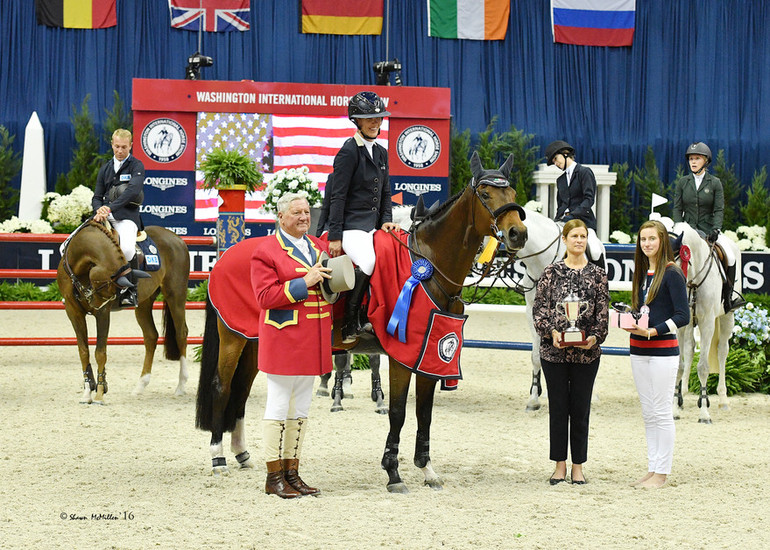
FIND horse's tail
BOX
[162,302,181,361]
[195,296,221,431]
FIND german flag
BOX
[301,0,382,35]
[35,0,117,29]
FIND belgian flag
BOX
[36,0,117,29]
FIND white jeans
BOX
[630,354,679,475]
[107,214,138,262]
[716,233,735,265]
[263,374,314,421]
[342,229,376,276]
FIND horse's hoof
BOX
[91,400,106,406]
[330,404,343,412]
[387,482,409,494]
[718,404,730,411]
[525,403,541,412]
[174,387,186,397]
[316,388,330,397]
[424,478,444,491]
[375,406,388,415]
[238,460,254,470]
[698,418,713,424]
[211,466,230,476]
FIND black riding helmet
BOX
[348,91,391,122]
[545,140,575,166]
[685,142,712,165]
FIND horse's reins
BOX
[62,219,131,311]
[509,225,563,294]
[388,180,525,305]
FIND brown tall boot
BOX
[265,460,301,499]
[282,458,321,496]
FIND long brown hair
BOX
[632,220,682,309]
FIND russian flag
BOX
[551,0,636,47]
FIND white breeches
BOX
[630,354,679,475]
[107,214,138,261]
[263,374,315,421]
[342,229,376,276]
[716,234,735,265]
[587,228,603,262]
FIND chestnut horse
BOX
[57,221,190,404]
[195,152,528,491]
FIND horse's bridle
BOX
[393,179,527,306]
[671,230,719,325]
[61,221,131,312]
[470,175,527,239]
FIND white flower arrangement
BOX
[524,200,543,213]
[45,185,94,228]
[260,167,322,214]
[0,216,53,234]
[609,230,633,244]
[722,225,768,251]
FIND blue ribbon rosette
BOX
[387,258,434,343]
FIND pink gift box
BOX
[609,309,648,329]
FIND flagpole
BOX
[384,0,390,62]
[198,0,203,54]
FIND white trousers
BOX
[630,354,679,475]
[263,374,314,421]
[107,214,138,262]
[587,228,603,262]
[342,229,376,276]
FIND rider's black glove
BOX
[707,228,720,244]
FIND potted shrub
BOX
[199,147,263,193]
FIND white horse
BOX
[671,222,741,423]
[511,208,606,411]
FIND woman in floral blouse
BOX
[533,219,610,485]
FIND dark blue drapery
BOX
[0,0,768,199]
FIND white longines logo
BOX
[141,119,187,163]
[145,177,189,191]
[437,333,459,363]
[396,125,440,169]
[140,205,187,219]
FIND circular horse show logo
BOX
[396,125,441,169]
[141,118,187,163]
[437,332,459,363]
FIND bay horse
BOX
[509,208,606,411]
[671,221,741,423]
[195,152,528,492]
[57,220,190,404]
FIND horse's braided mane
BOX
[87,220,126,260]
[420,188,465,223]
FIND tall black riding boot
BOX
[119,257,139,308]
[342,269,370,344]
[724,264,746,312]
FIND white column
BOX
[18,112,47,221]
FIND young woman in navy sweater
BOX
[624,220,690,489]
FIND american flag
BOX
[195,114,388,223]
[169,0,250,32]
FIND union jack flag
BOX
[169,0,250,32]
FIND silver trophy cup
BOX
[556,293,589,345]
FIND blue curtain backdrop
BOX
[0,0,768,202]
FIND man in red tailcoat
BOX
[250,192,333,498]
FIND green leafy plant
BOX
[712,150,743,231]
[609,162,632,235]
[199,147,264,192]
[55,95,101,195]
[632,147,669,226]
[741,166,769,229]
[0,125,22,222]
[351,354,370,370]
[97,90,133,166]
[449,117,539,202]
[687,348,765,396]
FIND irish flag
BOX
[427,0,510,40]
